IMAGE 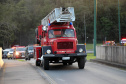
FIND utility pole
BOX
[94,0,97,56]
[84,14,86,46]
[118,0,121,44]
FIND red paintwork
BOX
[34,22,78,60]
[43,22,77,54]
[33,46,41,61]
[36,25,43,43]
[38,25,43,37]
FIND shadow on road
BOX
[39,63,86,71]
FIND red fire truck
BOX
[34,7,87,70]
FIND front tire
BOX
[36,60,40,66]
[63,62,67,65]
[25,58,28,61]
[43,59,49,70]
[28,57,30,60]
[68,62,73,65]
[78,57,85,69]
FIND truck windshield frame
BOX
[48,29,75,38]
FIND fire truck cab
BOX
[34,7,87,70]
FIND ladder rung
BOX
[41,7,75,26]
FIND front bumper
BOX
[43,53,87,58]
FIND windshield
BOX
[28,46,33,50]
[10,49,14,52]
[16,48,25,51]
[3,51,9,54]
[48,29,75,38]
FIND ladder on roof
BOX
[41,7,75,26]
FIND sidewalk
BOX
[0,59,48,84]
[90,59,126,69]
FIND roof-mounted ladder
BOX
[41,7,75,26]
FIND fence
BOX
[0,47,4,69]
[96,46,126,64]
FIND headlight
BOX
[47,49,51,54]
[79,48,83,53]
[16,52,19,55]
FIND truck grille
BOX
[57,42,73,49]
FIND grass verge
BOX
[86,43,102,50]
[17,59,25,62]
[86,53,96,60]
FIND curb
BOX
[28,62,55,84]
[90,59,126,69]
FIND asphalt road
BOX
[1,59,126,84]
[29,59,126,84]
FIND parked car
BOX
[13,46,26,59]
[7,48,14,59]
[25,46,34,60]
[2,49,10,58]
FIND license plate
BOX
[62,57,70,60]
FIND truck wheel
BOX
[25,58,28,61]
[63,62,67,65]
[36,60,40,66]
[28,57,30,60]
[69,63,73,65]
[78,57,85,69]
[43,59,49,70]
